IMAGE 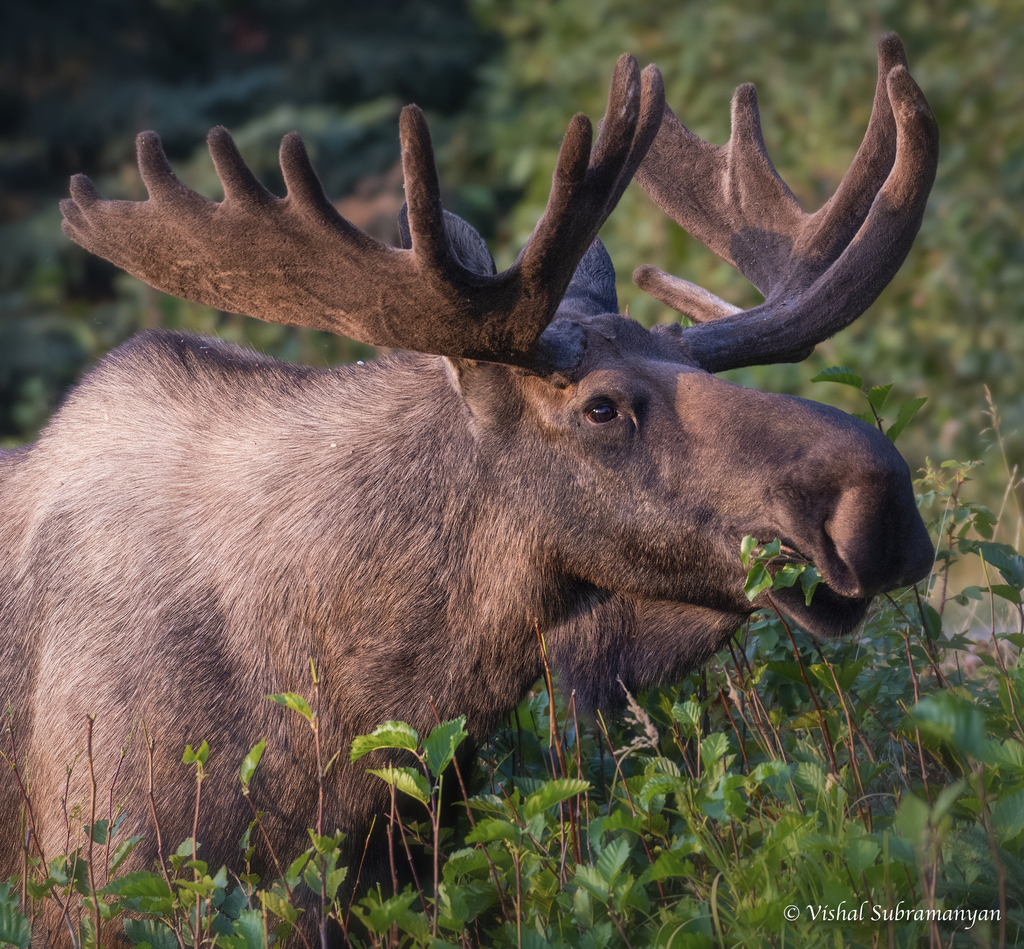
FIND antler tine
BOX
[60,57,664,370]
[634,33,938,372]
[207,126,277,209]
[521,58,664,299]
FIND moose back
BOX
[0,36,937,920]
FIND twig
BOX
[103,739,129,882]
[427,697,509,919]
[533,623,581,865]
[974,762,1008,949]
[144,734,185,949]
[766,596,840,775]
[903,634,933,803]
[85,717,102,949]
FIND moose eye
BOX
[586,402,618,424]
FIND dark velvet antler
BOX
[61,55,664,369]
[633,33,938,372]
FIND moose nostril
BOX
[818,528,869,599]
[819,471,934,598]
[816,478,902,599]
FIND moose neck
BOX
[176,345,576,743]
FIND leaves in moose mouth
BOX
[741,536,822,606]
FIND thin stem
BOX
[103,742,128,883]
[240,793,313,949]
[903,634,933,804]
[144,735,186,949]
[85,717,102,949]
[975,762,1008,949]
[427,697,509,919]
[766,596,840,775]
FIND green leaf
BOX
[799,566,822,606]
[992,789,1024,840]
[353,888,419,935]
[866,383,893,411]
[286,849,313,889]
[267,692,313,723]
[810,366,863,389]
[740,535,758,568]
[523,779,591,819]
[931,779,967,822]
[811,655,867,693]
[366,766,431,805]
[844,836,880,876]
[758,538,782,559]
[671,698,701,734]
[911,693,987,756]
[423,716,468,778]
[99,872,172,900]
[239,737,266,787]
[182,740,210,766]
[350,721,419,761]
[595,837,630,886]
[465,818,522,844]
[218,909,266,949]
[85,818,109,845]
[0,884,31,949]
[988,584,1022,605]
[308,830,344,854]
[772,563,804,589]
[123,918,179,949]
[964,540,1024,588]
[744,562,772,601]
[982,738,1024,771]
[920,602,943,639]
[220,887,248,921]
[303,860,324,895]
[110,835,144,874]
[326,866,348,901]
[650,850,695,881]
[699,732,729,769]
[260,886,300,925]
[885,397,927,443]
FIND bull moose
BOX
[1,33,936,940]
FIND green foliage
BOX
[0,883,31,949]
[811,364,928,443]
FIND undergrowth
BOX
[3,381,1024,949]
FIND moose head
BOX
[1,34,936,934]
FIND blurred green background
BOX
[1,0,1021,520]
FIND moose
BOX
[1,33,936,940]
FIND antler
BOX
[633,33,938,372]
[60,56,663,370]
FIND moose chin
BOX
[0,32,936,946]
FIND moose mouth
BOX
[750,539,873,639]
[767,580,872,639]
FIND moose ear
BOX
[398,203,497,276]
[557,237,618,318]
[443,357,524,432]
